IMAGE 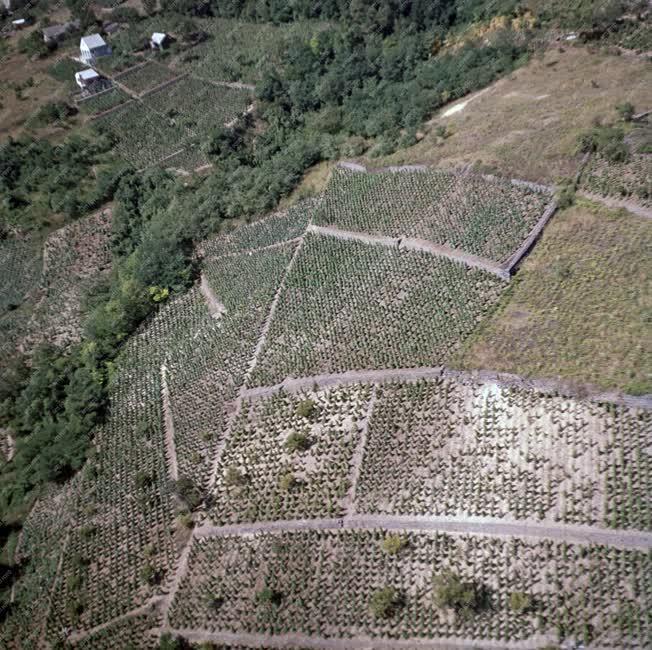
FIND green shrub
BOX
[284,431,311,452]
[223,465,246,487]
[509,591,532,613]
[381,534,407,555]
[615,102,634,122]
[433,571,480,615]
[370,586,402,618]
[256,586,282,607]
[278,472,298,491]
[296,399,318,420]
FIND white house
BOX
[80,34,112,64]
[75,68,101,89]
[150,32,169,50]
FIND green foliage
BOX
[433,571,481,615]
[278,472,298,491]
[555,183,576,209]
[255,586,282,607]
[381,533,407,555]
[224,465,246,487]
[284,431,311,452]
[370,586,402,618]
[616,102,635,122]
[509,591,532,613]
[577,125,629,163]
[296,399,318,420]
[174,476,203,510]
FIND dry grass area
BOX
[371,46,652,183]
[460,198,652,395]
[279,160,334,209]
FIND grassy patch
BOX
[459,198,652,394]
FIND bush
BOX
[278,472,298,491]
[381,534,407,555]
[509,591,532,613]
[284,432,311,452]
[370,586,402,618]
[223,465,246,487]
[615,102,634,122]
[555,184,575,209]
[174,476,202,509]
[256,586,282,607]
[577,125,629,163]
[296,399,318,420]
[433,571,480,615]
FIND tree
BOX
[509,591,532,613]
[381,534,407,555]
[433,571,481,616]
[296,399,318,420]
[284,432,311,452]
[224,465,246,487]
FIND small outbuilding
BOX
[80,33,112,64]
[75,68,101,89]
[42,19,79,44]
[150,32,169,50]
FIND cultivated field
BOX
[170,528,651,647]
[115,61,179,96]
[250,234,507,387]
[462,199,652,395]
[315,166,553,264]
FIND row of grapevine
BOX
[580,153,651,208]
[78,88,131,116]
[249,234,507,387]
[170,528,651,646]
[315,167,552,264]
[356,377,652,529]
[115,61,179,95]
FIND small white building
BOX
[150,32,169,50]
[75,68,101,89]
[80,34,112,64]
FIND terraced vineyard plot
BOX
[23,210,112,350]
[580,153,651,208]
[116,61,178,95]
[315,167,552,264]
[78,88,130,115]
[165,245,297,485]
[250,235,507,387]
[144,76,251,133]
[68,613,159,649]
[174,18,327,83]
[93,100,188,168]
[0,235,41,314]
[170,529,651,646]
[203,200,313,259]
[211,384,373,524]
[160,145,209,173]
[356,377,651,529]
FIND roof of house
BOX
[76,69,100,81]
[151,32,167,44]
[12,18,26,25]
[80,33,107,50]
[42,24,68,38]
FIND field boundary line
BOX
[241,366,652,410]
[194,515,652,550]
[165,627,555,650]
[66,596,163,643]
[203,236,303,263]
[343,385,378,516]
[577,191,652,220]
[161,363,179,481]
[198,272,227,319]
[307,224,510,280]
[139,72,189,99]
[88,97,135,121]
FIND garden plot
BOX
[115,60,179,95]
[355,377,651,529]
[315,167,552,265]
[78,88,130,116]
[249,234,507,387]
[93,100,189,168]
[210,384,373,524]
[170,529,651,647]
[143,76,252,134]
[0,234,41,315]
[202,200,313,259]
[22,209,112,350]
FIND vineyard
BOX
[210,384,373,524]
[250,234,507,387]
[202,200,313,259]
[173,18,328,83]
[78,88,130,116]
[315,167,552,264]
[22,209,112,350]
[115,61,179,96]
[0,234,41,315]
[580,153,651,208]
[143,76,252,134]
[355,376,651,530]
[170,528,651,647]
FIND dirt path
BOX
[307,224,510,280]
[241,365,652,410]
[166,627,556,650]
[342,386,377,516]
[67,596,163,643]
[199,272,227,319]
[194,514,652,550]
[204,237,303,263]
[160,364,179,481]
[578,191,652,220]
